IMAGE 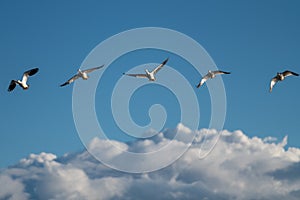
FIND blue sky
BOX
[0,0,300,169]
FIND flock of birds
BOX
[7,58,299,92]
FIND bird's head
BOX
[145,69,150,74]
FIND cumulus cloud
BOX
[1,124,300,200]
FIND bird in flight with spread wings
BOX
[123,58,169,81]
[60,65,104,87]
[8,68,39,92]
[269,70,299,92]
[196,70,231,88]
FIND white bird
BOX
[60,65,104,87]
[196,70,231,88]
[123,58,169,81]
[269,70,299,92]
[8,68,39,92]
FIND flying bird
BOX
[8,68,39,92]
[269,70,299,92]
[60,65,104,87]
[196,70,231,88]
[123,58,169,81]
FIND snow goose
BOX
[60,65,104,87]
[196,70,230,88]
[123,58,169,81]
[8,68,39,92]
[270,70,299,92]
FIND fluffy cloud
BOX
[1,124,300,200]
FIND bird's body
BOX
[60,65,104,87]
[197,70,230,88]
[123,58,169,81]
[16,80,29,89]
[145,69,156,81]
[276,73,285,81]
[8,68,39,92]
[78,69,89,80]
[270,70,299,92]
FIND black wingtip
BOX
[7,80,16,92]
[31,67,39,72]
[162,58,169,65]
[27,68,39,76]
[95,65,105,70]
[60,82,68,87]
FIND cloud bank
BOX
[1,124,300,200]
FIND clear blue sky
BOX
[1,0,299,168]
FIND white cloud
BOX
[263,136,278,143]
[1,125,300,200]
[0,175,29,200]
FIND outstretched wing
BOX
[269,77,278,92]
[8,80,17,92]
[213,70,231,75]
[123,73,148,78]
[82,65,104,74]
[60,74,80,87]
[24,68,39,76]
[196,75,209,88]
[283,70,299,77]
[152,58,169,74]
[22,68,39,83]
